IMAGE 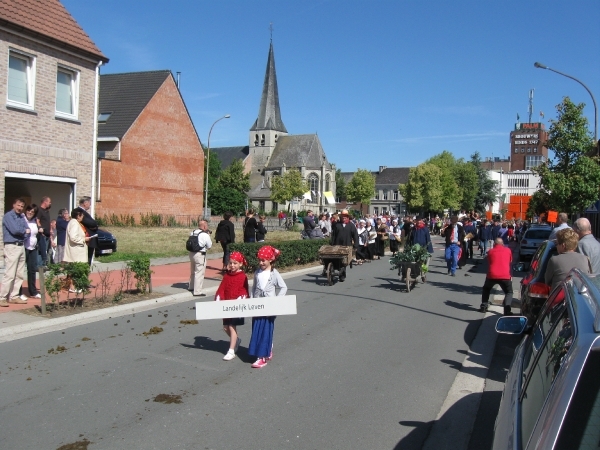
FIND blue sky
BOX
[64,0,600,172]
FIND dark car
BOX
[519,240,557,323]
[493,269,600,449]
[95,228,117,257]
[518,224,552,259]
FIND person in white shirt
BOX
[548,212,571,242]
[189,220,213,297]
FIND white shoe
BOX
[19,295,28,301]
[223,351,236,361]
[33,293,42,299]
[235,338,241,352]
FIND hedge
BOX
[229,239,327,273]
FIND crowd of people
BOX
[0,196,99,306]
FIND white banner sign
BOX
[195,295,297,321]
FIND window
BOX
[526,156,546,170]
[258,201,265,212]
[56,66,79,118]
[98,112,112,123]
[520,298,571,447]
[7,50,36,109]
[325,174,331,192]
[394,190,398,200]
[533,148,538,153]
[374,207,379,216]
[514,148,519,154]
[527,147,532,153]
[521,148,525,153]
[261,134,265,146]
[383,190,388,200]
[375,191,379,200]
[308,173,318,204]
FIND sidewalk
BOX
[0,253,226,323]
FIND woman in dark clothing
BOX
[243,209,259,243]
[215,211,236,271]
[375,218,388,258]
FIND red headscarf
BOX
[257,245,281,261]
[229,251,247,266]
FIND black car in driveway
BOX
[519,240,557,323]
[493,269,600,449]
[95,228,117,257]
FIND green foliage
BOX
[470,151,498,213]
[399,163,443,212]
[346,169,376,206]
[209,187,247,216]
[426,151,461,210]
[99,214,136,227]
[127,255,153,293]
[65,262,92,295]
[270,168,308,205]
[44,264,65,304]
[533,97,600,215]
[335,168,347,202]
[389,244,429,267]
[219,159,250,193]
[454,161,478,211]
[140,212,164,227]
[204,148,223,197]
[44,263,91,306]
[229,239,325,273]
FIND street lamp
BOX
[534,62,598,144]
[204,114,230,218]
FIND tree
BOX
[454,160,478,211]
[204,147,223,206]
[270,168,308,206]
[219,159,250,194]
[209,187,247,216]
[532,97,600,215]
[426,151,461,211]
[346,169,376,211]
[470,151,498,213]
[335,168,347,202]
[398,163,443,212]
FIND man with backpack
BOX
[187,220,213,297]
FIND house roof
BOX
[375,167,411,187]
[0,0,108,62]
[247,182,272,200]
[97,71,172,139]
[210,146,249,170]
[268,134,332,170]
[250,41,287,133]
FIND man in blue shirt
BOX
[0,198,30,306]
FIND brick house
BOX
[95,71,204,221]
[0,0,108,254]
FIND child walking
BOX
[214,251,249,361]
[248,246,288,368]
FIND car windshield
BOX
[526,229,551,240]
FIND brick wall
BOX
[0,29,99,264]
[96,76,204,220]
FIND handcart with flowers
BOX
[389,244,431,292]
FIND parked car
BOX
[493,269,600,449]
[95,228,117,257]
[519,240,557,323]
[518,224,552,259]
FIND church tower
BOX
[249,40,288,185]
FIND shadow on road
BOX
[180,336,254,363]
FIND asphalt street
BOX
[0,243,508,450]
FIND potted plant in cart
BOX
[389,243,430,284]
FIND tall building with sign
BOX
[510,122,548,171]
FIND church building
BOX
[212,40,337,214]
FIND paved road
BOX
[0,244,499,450]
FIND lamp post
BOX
[534,62,598,144]
[204,114,230,219]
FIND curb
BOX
[422,305,502,450]
[0,264,323,343]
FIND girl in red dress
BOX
[215,251,249,361]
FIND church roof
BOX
[98,71,171,139]
[247,183,272,200]
[250,41,287,133]
[210,146,249,169]
[267,134,331,169]
[0,0,108,62]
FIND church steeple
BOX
[250,41,287,133]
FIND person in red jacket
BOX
[480,238,514,315]
[215,251,249,361]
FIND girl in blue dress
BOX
[248,245,287,368]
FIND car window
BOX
[525,229,552,240]
[530,242,548,274]
[555,349,600,449]
[520,294,571,447]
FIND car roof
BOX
[568,270,600,334]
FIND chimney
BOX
[379,166,387,173]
